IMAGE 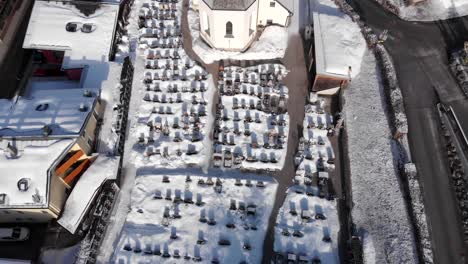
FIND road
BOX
[349,0,468,263]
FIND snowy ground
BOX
[213,64,290,172]
[187,0,288,64]
[125,0,216,170]
[380,0,468,21]
[273,100,339,263]
[274,189,339,263]
[112,169,278,263]
[343,50,418,263]
[295,102,335,177]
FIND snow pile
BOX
[273,101,339,263]
[343,50,418,263]
[405,163,434,263]
[313,0,367,78]
[375,0,468,21]
[112,170,278,263]
[188,2,288,64]
[213,64,290,172]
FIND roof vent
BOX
[66,22,79,32]
[17,178,31,192]
[0,194,6,204]
[81,23,97,33]
[5,142,18,158]
[42,125,52,137]
[83,89,93,97]
[79,103,89,112]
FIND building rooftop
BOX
[0,139,74,208]
[23,1,119,69]
[58,155,120,234]
[312,0,366,79]
[0,88,98,138]
[202,0,256,10]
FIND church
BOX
[193,0,293,51]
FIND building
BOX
[0,0,34,99]
[307,0,366,92]
[0,88,103,223]
[194,0,292,51]
[0,0,121,228]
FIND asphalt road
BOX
[350,0,468,263]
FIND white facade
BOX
[197,0,292,51]
[257,0,292,26]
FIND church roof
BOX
[202,0,256,10]
[276,0,293,12]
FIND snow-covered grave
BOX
[295,101,336,181]
[187,0,288,64]
[213,64,290,172]
[273,98,339,263]
[129,0,216,169]
[112,169,278,263]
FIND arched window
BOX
[226,21,233,37]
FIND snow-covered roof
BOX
[23,1,119,69]
[202,0,256,10]
[312,0,366,79]
[58,155,119,234]
[0,88,98,138]
[0,139,74,208]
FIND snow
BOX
[343,50,418,263]
[214,64,290,172]
[23,1,119,68]
[122,0,216,171]
[188,2,288,64]
[96,62,124,154]
[112,169,278,264]
[312,0,366,78]
[58,155,120,234]
[274,190,339,263]
[0,88,98,137]
[0,139,74,208]
[296,104,335,176]
[386,0,468,21]
[273,100,339,263]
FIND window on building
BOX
[225,21,233,37]
[270,1,276,7]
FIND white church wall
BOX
[199,0,258,51]
[257,0,291,26]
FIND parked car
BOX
[0,227,29,242]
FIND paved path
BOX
[349,0,468,262]
[261,31,310,263]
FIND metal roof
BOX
[202,0,256,10]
